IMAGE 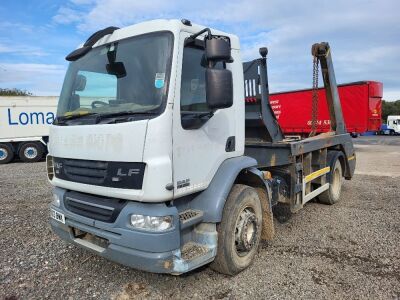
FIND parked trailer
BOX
[0,96,57,163]
[245,81,382,137]
[48,20,355,275]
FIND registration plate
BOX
[51,209,65,224]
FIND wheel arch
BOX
[190,156,259,223]
[236,167,273,207]
[327,149,345,177]
[190,157,275,240]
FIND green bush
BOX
[382,100,400,122]
[0,88,33,96]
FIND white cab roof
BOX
[93,19,240,50]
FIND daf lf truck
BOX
[0,96,57,164]
[48,19,356,275]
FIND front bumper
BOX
[50,187,182,274]
[50,220,179,273]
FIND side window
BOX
[180,47,208,113]
[180,45,225,130]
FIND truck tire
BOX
[318,153,343,205]
[18,142,44,163]
[0,143,15,164]
[210,184,262,275]
[350,132,358,138]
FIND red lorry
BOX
[260,81,382,137]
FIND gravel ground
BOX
[1,136,399,299]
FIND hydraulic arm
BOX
[311,42,346,135]
[244,42,347,141]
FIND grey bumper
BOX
[50,188,181,274]
[50,219,178,273]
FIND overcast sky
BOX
[0,0,399,100]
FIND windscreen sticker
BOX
[155,73,165,89]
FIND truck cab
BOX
[48,19,356,275]
[386,115,400,135]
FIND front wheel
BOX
[210,184,262,275]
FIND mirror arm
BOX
[185,28,212,45]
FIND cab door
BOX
[172,32,237,197]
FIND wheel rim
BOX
[24,147,38,159]
[0,148,8,160]
[331,165,341,198]
[234,207,259,256]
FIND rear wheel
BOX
[350,132,358,138]
[18,142,44,163]
[210,184,262,275]
[0,143,14,164]
[319,156,343,205]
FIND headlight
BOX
[52,193,61,207]
[130,214,173,231]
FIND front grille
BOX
[64,191,127,223]
[64,159,108,185]
[53,157,145,189]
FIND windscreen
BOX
[57,32,173,122]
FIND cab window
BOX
[180,46,208,113]
[180,44,224,129]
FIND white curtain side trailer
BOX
[0,96,57,163]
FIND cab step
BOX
[181,242,209,260]
[172,242,215,274]
[171,224,218,274]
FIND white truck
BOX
[48,19,356,275]
[380,115,400,135]
[0,96,57,163]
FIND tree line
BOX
[382,100,400,122]
[0,88,33,96]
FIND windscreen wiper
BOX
[94,110,159,123]
[54,112,99,124]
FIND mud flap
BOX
[257,188,275,241]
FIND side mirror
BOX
[205,37,231,62]
[206,68,233,109]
